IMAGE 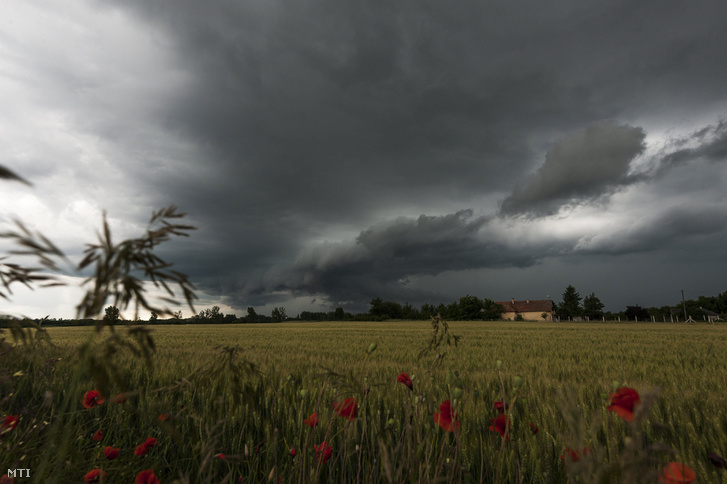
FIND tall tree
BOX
[271,306,287,322]
[246,307,257,323]
[625,305,649,321]
[458,295,485,320]
[104,305,120,322]
[482,299,505,321]
[558,285,583,320]
[583,292,604,320]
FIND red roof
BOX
[496,299,554,313]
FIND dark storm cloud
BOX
[500,121,646,217]
[7,0,726,316]
[109,0,727,224]
[110,0,723,311]
[238,210,546,307]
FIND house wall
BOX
[502,311,552,321]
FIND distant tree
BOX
[482,299,504,321]
[149,311,158,322]
[334,307,345,320]
[368,298,403,320]
[420,303,436,320]
[300,311,328,321]
[583,292,604,320]
[208,306,222,322]
[173,310,183,320]
[401,302,420,320]
[196,306,223,322]
[435,303,448,319]
[458,295,485,320]
[104,306,120,322]
[246,307,257,323]
[382,301,403,320]
[624,305,650,321]
[271,306,287,322]
[558,285,582,320]
[445,301,459,320]
[369,297,385,319]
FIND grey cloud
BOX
[231,210,545,309]
[656,120,727,172]
[576,205,727,256]
[500,121,646,217]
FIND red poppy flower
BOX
[82,390,105,409]
[709,452,727,469]
[113,393,128,404]
[1,415,19,430]
[433,400,460,432]
[659,462,696,484]
[334,397,358,421]
[315,441,332,464]
[135,443,149,456]
[560,446,592,463]
[397,372,413,390]
[134,437,158,456]
[84,469,107,483]
[135,469,160,484]
[0,475,15,484]
[103,446,120,460]
[92,429,103,441]
[303,412,319,427]
[488,414,510,440]
[493,401,508,414]
[529,423,539,435]
[216,453,226,460]
[158,413,170,422]
[607,387,640,422]
[289,447,297,457]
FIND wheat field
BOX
[1,320,726,483]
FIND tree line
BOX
[4,287,725,327]
[555,285,727,322]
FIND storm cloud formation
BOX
[2,1,727,317]
[500,122,646,217]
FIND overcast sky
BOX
[2,1,727,319]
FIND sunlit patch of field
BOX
[3,321,727,482]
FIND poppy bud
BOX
[299,390,308,399]
[453,388,463,399]
[513,376,524,388]
[612,380,620,391]
[367,342,377,354]
[413,396,419,404]
[496,360,503,369]
[386,418,395,428]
